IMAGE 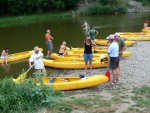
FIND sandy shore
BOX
[58,41,150,90]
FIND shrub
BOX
[86,5,127,15]
[0,76,63,113]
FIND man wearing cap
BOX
[45,29,54,58]
[107,35,119,84]
[115,33,127,75]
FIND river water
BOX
[0,11,149,78]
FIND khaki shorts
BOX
[35,67,47,76]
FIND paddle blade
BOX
[105,70,110,82]
[16,72,27,83]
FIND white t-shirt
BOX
[29,51,44,69]
[107,42,119,57]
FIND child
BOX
[1,48,9,65]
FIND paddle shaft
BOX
[25,64,34,74]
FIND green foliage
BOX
[0,77,63,113]
[0,0,80,16]
[98,0,125,6]
[136,0,150,6]
[86,5,127,15]
[132,85,150,110]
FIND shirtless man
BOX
[58,41,68,56]
[45,30,54,58]
[82,21,90,36]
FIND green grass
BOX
[0,12,72,28]
[132,85,150,110]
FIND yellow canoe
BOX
[43,59,108,69]
[51,53,108,61]
[13,75,109,90]
[70,47,107,54]
[50,51,131,61]
[0,48,43,64]
[142,28,150,33]
[95,39,137,46]
[118,32,150,41]
[69,48,132,57]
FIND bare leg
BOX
[47,50,52,58]
[5,58,8,65]
[91,40,97,47]
[112,69,117,83]
[89,62,92,72]
[42,67,47,76]
[84,62,88,74]
[63,50,68,56]
[2,58,4,65]
[118,62,121,75]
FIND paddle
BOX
[16,64,34,83]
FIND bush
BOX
[86,5,127,15]
[136,0,150,6]
[0,0,80,16]
[0,76,63,113]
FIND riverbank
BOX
[0,12,72,28]
[45,41,150,113]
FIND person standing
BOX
[88,27,98,46]
[84,37,93,74]
[143,20,149,29]
[45,29,54,58]
[82,21,90,36]
[1,48,9,65]
[29,46,47,76]
[115,33,127,75]
[107,35,119,84]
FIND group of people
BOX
[107,33,127,84]
[1,21,127,84]
[28,29,69,76]
[83,21,127,84]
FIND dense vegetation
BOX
[0,0,79,16]
[136,0,150,6]
[1,0,150,16]
[79,0,128,15]
[0,76,63,113]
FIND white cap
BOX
[115,33,120,37]
[106,35,114,40]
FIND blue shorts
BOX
[84,53,93,63]
[46,41,53,51]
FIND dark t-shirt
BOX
[84,42,92,54]
[117,38,126,52]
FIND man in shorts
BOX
[45,29,54,58]
[114,33,127,75]
[29,46,47,76]
[88,27,98,46]
[107,35,119,84]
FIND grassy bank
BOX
[1,76,150,113]
[0,12,72,28]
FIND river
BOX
[0,11,149,78]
